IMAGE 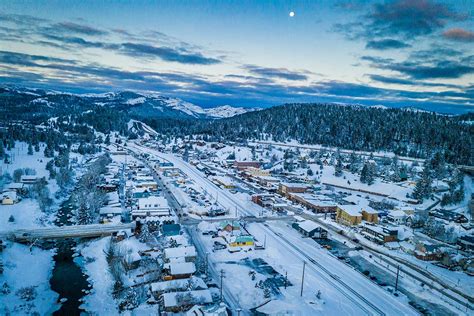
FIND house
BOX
[360,224,398,244]
[150,276,207,295]
[386,210,407,225]
[164,262,196,279]
[164,246,197,263]
[135,181,158,191]
[161,289,213,312]
[186,304,228,316]
[458,235,474,253]
[218,221,240,232]
[162,223,181,237]
[414,243,443,261]
[132,196,171,219]
[251,194,278,208]
[336,205,363,226]
[233,161,261,171]
[292,220,328,239]
[1,190,19,205]
[228,235,254,247]
[20,175,39,184]
[278,183,308,197]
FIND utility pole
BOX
[264,234,267,249]
[284,271,288,289]
[220,269,225,302]
[395,265,400,293]
[300,261,306,297]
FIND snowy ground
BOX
[0,242,60,315]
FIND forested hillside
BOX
[180,104,472,165]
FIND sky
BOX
[0,0,473,113]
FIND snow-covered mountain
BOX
[0,85,256,120]
[203,105,256,118]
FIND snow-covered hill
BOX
[0,85,256,120]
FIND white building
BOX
[132,196,171,219]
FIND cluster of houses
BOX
[1,176,39,205]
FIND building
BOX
[135,181,158,191]
[458,235,474,253]
[251,194,277,207]
[228,235,255,247]
[245,167,270,177]
[292,220,328,239]
[161,289,212,312]
[164,246,197,263]
[361,208,379,224]
[218,221,240,232]
[212,176,235,189]
[278,183,308,197]
[233,161,261,171]
[150,276,207,295]
[288,193,337,213]
[414,243,443,261]
[1,190,19,205]
[429,209,468,223]
[20,175,39,184]
[132,196,171,219]
[336,205,363,226]
[164,262,196,280]
[386,210,407,225]
[361,224,398,244]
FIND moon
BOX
[289,11,295,17]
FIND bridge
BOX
[0,223,136,242]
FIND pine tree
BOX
[27,144,33,155]
[335,159,343,177]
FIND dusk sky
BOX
[0,0,472,113]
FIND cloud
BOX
[368,74,462,88]
[118,43,221,65]
[243,65,309,81]
[0,50,76,67]
[335,0,467,49]
[366,39,411,50]
[0,51,471,113]
[368,0,465,39]
[442,28,474,42]
[53,21,108,36]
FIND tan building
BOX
[278,183,308,197]
[335,205,362,226]
[246,167,270,177]
[362,208,379,224]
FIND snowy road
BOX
[131,143,418,316]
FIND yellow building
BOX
[362,209,379,224]
[229,235,254,247]
[336,205,362,226]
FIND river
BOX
[49,197,90,315]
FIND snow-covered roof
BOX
[138,196,169,210]
[388,210,406,218]
[169,262,196,275]
[162,289,212,308]
[150,276,206,293]
[337,204,362,216]
[298,220,320,233]
[164,246,196,260]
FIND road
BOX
[298,212,474,312]
[131,142,418,316]
[131,151,246,315]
